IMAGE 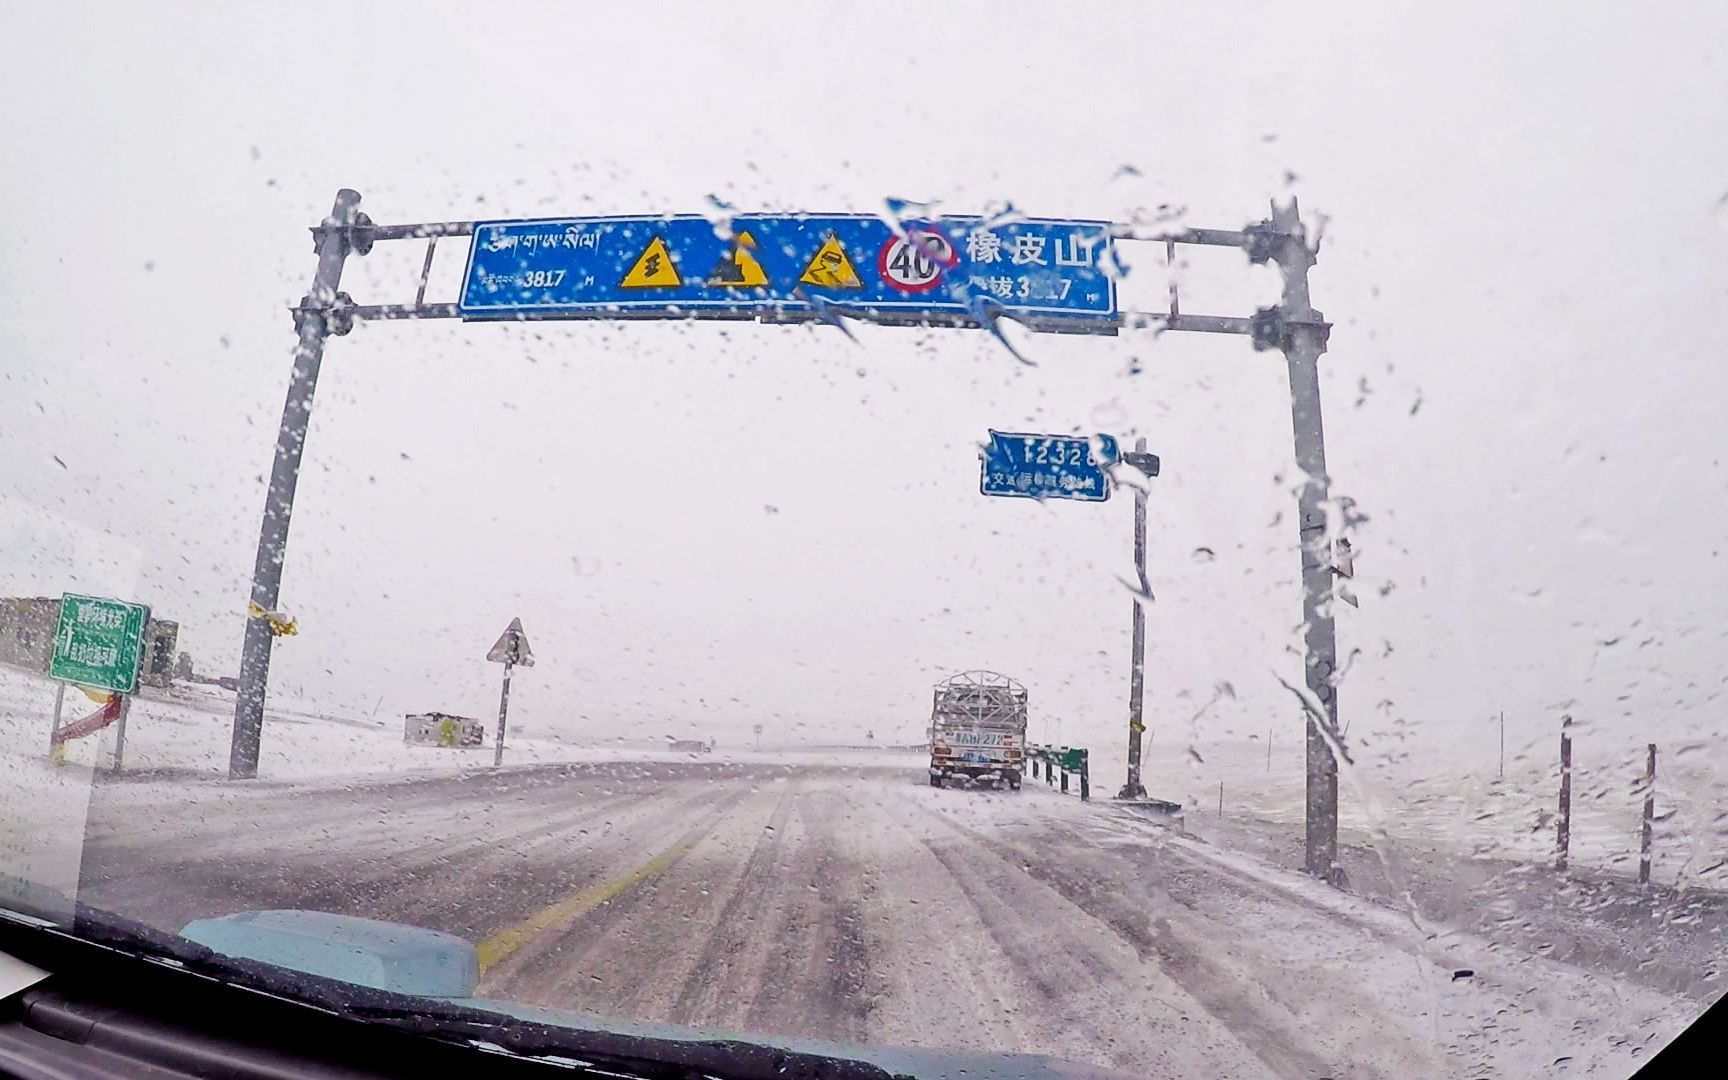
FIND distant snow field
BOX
[0,663,921,786]
[3,661,1722,895]
[1120,732,1728,891]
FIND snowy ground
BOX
[0,661,912,913]
[67,758,1702,1078]
[0,663,916,782]
[1101,734,1728,893]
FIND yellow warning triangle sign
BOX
[797,232,863,290]
[706,230,769,288]
[619,235,682,288]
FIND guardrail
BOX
[1027,744,1090,801]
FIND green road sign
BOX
[48,593,149,694]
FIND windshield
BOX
[2,3,1725,1077]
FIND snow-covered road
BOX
[71,759,1699,1078]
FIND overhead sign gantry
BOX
[232,190,1349,886]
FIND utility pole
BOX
[1255,198,1342,885]
[230,189,369,779]
[1117,439,1159,800]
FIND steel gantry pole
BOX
[1118,439,1159,800]
[1258,199,1342,884]
[229,189,368,779]
[1124,478,1149,799]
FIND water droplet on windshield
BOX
[1089,401,1129,430]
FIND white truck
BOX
[927,670,1027,790]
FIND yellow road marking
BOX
[475,824,713,974]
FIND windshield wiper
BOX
[2,901,907,1080]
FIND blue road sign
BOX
[981,431,1119,502]
[459,214,1117,331]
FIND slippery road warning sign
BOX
[797,233,863,290]
[487,617,535,667]
[706,231,769,288]
[619,235,682,288]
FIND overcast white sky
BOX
[2,2,1726,781]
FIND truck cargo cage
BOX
[930,670,1027,728]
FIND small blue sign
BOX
[981,431,1119,502]
[459,214,1117,331]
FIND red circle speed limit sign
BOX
[877,228,957,292]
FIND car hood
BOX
[179,909,1130,1080]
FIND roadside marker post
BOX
[235,193,1347,885]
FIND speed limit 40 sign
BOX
[877,228,957,292]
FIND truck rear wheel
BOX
[1008,775,1021,790]
[929,774,942,788]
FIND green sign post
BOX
[48,594,149,694]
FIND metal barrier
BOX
[1027,744,1090,801]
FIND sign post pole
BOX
[1118,439,1159,800]
[111,695,130,774]
[1125,458,1147,799]
[231,189,366,780]
[48,682,66,761]
[493,657,513,769]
